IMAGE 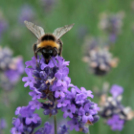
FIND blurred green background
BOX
[0,0,134,133]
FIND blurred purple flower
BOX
[0,47,24,90]
[110,85,124,98]
[83,46,118,76]
[109,34,117,43]
[99,85,134,131]
[40,0,57,13]
[5,57,24,83]
[0,47,13,71]
[0,12,8,39]
[107,115,124,131]
[0,118,7,130]
[98,12,124,43]
[19,4,35,24]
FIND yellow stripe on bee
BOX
[37,40,60,49]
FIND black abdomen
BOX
[41,34,56,41]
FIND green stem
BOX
[88,128,90,134]
[54,115,57,134]
[86,126,90,134]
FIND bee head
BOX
[40,46,58,61]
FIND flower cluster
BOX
[99,85,134,131]
[98,12,124,43]
[61,86,99,133]
[23,56,70,116]
[11,103,69,134]
[0,47,24,90]
[11,105,41,134]
[83,45,118,75]
[11,56,99,134]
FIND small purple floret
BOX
[110,85,123,98]
[107,115,125,131]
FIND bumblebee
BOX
[24,21,74,63]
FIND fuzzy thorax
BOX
[37,40,60,49]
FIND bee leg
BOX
[33,43,38,59]
[33,43,39,66]
[59,47,62,56]
[58,39,63,56]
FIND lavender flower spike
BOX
[98,12,124,43]
[22,56,70,116]
[12,55,100,134]
[83,37,118,76]
[62,85,99,132]
[0,47,24,91]
[99,84,134,131]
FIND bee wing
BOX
[53,24,74,39]
[24,21,45,39]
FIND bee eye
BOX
[43,49,46,53]
[49,50,53,53]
